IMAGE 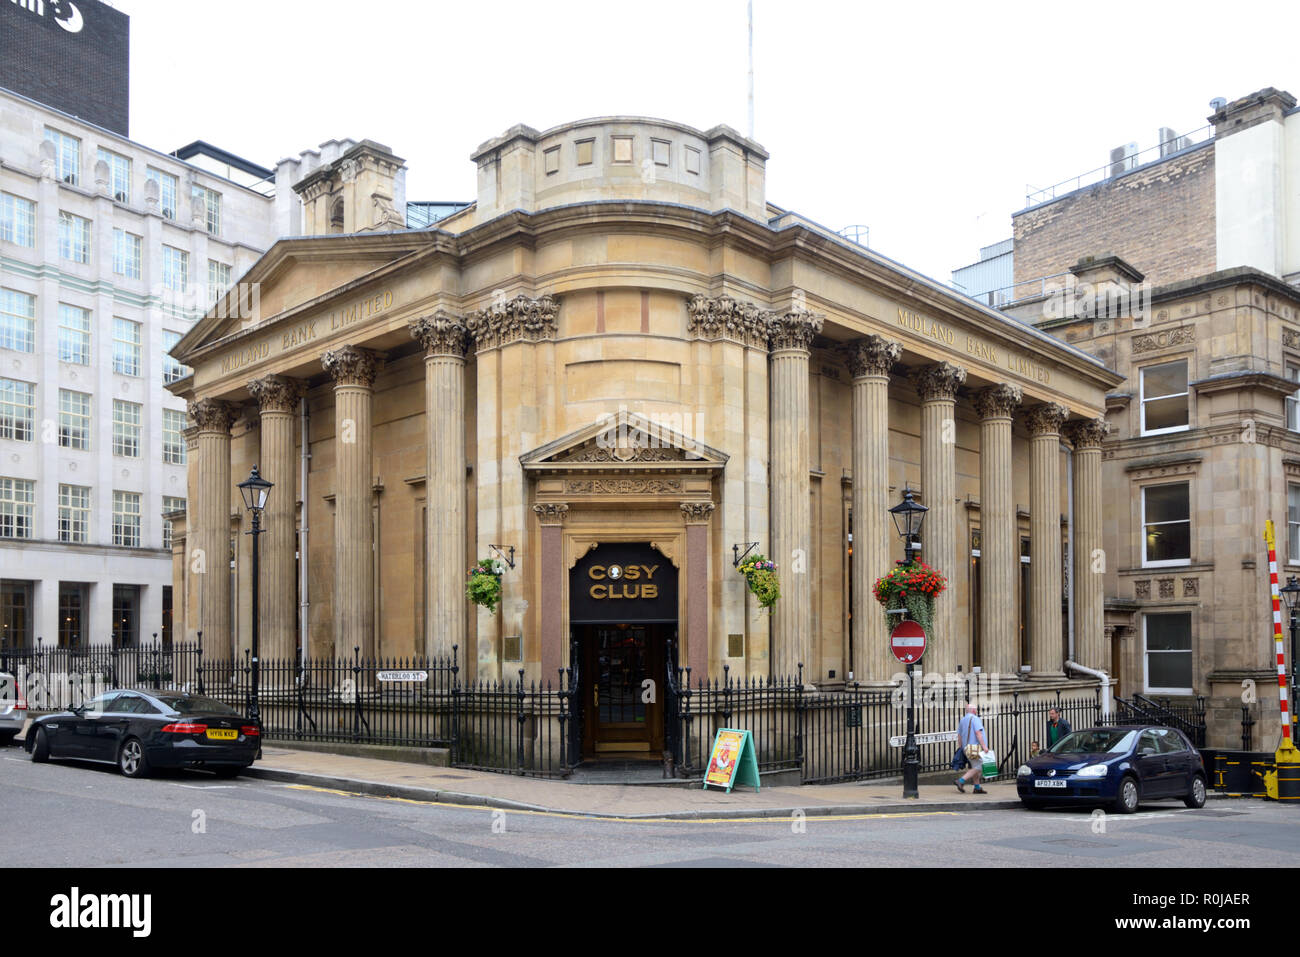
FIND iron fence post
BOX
[517,669,526,775]
[196,632,205,697]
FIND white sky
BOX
[112,0,1299,286]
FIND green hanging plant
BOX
[466,559,504,614]
[872,560,947,635]
[738,554,780,613]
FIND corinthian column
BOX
[846,336,901,683]
[974,384,1022,675]
[914,361,966,674]
[246,375,303,664]
[1066,417,1108,672]
[768,308,823,679]
[410,312,469,661]
[188,398,237,662]
[1025,403,1068,675]
[321,345,379,658]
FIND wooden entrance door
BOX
[579,623,666,757]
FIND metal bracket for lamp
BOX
[732,542,760,567]
[488,544,516,570]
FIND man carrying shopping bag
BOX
[955,702,990,794]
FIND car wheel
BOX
[30,727,49,763]
[1184,774,1207,809]
[211,765,243,779]
[1114,775,1140,814]
[117,737,150,779]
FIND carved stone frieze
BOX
[679,502,716,523]
[532,503,570,526]
[559,445,684,464]
[464,294,559,351]
[1132,326,1194,354]
[564,478,683,495]
[1158,578,1175,599]
[1134,580,1151,600]
[686,294,772,349]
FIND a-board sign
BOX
[376,670,428,683]
[702,728,761,793]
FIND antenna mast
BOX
[747,0,755,140]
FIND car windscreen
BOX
[1048,729,1138,754]
[152,695,241,716]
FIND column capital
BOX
[532,503,570,526]
[187,397,238,433]
[247,374,305,414]
[465,293,559,351]
[322,344,380,387]
[1065,416,1109,450]
[844,335,902,379]
[409,310,470,358]
[974,383,1023,419]
[913,361,967,401]
[1024,402,1069,437]
[687,294,771,348]
[768,309,824,353]
[679,501,716,525]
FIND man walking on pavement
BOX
[1046,707,1071,751]
[955,702,989,794]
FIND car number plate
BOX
[206,729,237,740]
[1034,779,1067,788]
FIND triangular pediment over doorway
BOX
[520,411,729,473]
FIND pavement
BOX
[247,744,1027,819]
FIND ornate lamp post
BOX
[237,465,273,745]
[888,486,928,798]
[1281,577,1300,742]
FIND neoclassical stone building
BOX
[169,120,1122,754]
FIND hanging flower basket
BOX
[466,559,503,614]
[738,554,780,613]
[872,561,947,636]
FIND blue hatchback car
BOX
[1017,725,1207,813]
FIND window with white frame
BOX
[192,185,221,237]
[0,477,35,539]
[1290,483,1300,563]
[1144,612,1193,693]
[162,245,189,292]
[58,389,90,450]
[208,260,232,305]
[0,379,35,442]
[146,168,178,219]
[0,193,35,247]
[162,495,185,549]
[57,211,91,264]
[58,484,90,543]
[1288,363,1300,432]
[112,229,142,279]
[162,330,188,384]
[112,400,141,458]
[112,490,141,547]
[162,408,186,465]
[112,318,141,377]
[58,303,91,365]
[96,148,132,203]
[43,128,80,185]
[0,289,36,354]
[1139,359,1190,435]
[1142,482,1191,566]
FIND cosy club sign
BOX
[570,542,678,623]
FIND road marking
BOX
[172,783,241,790]
[275,784,960,824]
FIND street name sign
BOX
[376,670,428,683]
[889,730,959,748]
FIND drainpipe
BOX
[1065,659,1112,718]
[1064,441,1075,665]
[298,396,310,671]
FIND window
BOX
[58,484,90,543]
[112,229,142,279]
[1019,537,1031,668]
[162,330,188,384]
[0,478,35,539]
[1287,364,1300,432]
[0,379,35,442]
[969,526,982,668]
[112,490,141,547]
[112,318,141,377]
[112,584,138,646]
[1,581,32,647]
[208,260,232,305]
[0,289,36,353]
[58,304,91,365]
[112,400,141,457]
[163,408,187,465]
[96,148,131,203]
[58,211,91,264]
[163,495,185,549]
[1142,482,1191,566]
[1291,483,1300,564]
[0,193,35,247]
[162,245,189,292]
[1144,612,1193,693]
[58,389,90,450]
[1139,360,1189,435]
[146,168,178,219]
[58,583,84,648]
[43,128,80,185]
[192,185,221,237]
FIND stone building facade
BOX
[170,118,1122,756]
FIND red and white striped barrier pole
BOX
[1265,521,1293,748]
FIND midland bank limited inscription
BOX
[896,307,1051,385]
[219,290,395,375]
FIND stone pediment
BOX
[520,411,728,473]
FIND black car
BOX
[1016,725,1207,813]
[25,689,259,778]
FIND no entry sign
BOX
[890,620,927,664]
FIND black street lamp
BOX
[1281,577,1300,741]
[889,486,928,798]
[237,465,272,751]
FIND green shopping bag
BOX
[980,749,998,780]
